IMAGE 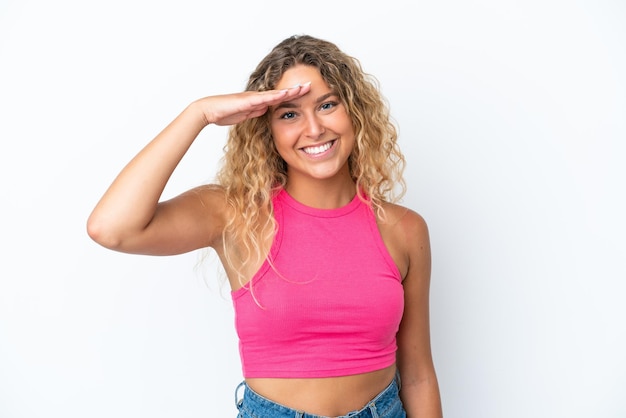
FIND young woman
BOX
[87,34,442,418]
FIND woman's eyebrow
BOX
[314,92,336,104]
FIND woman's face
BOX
[269,65,355,184]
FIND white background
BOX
[1,1,625,417]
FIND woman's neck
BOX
[284,175,356,209]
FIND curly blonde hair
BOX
[216,34,406,287]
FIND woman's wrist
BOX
[187,98,214,128]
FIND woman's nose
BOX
[303,113,325,139]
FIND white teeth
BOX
[302,141,333,155]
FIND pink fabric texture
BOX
[231,189,404,378]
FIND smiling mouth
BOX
[301,140,336,156]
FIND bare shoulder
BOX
[379,202,430,247]
[377,202,430,280]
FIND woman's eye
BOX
[280,111,296,120]
[320,102,337,111]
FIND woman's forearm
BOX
[401,376,443,418]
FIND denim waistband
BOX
[235,372,405,417]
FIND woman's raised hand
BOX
[196,83,311,127]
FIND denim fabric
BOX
[235,374,406,418]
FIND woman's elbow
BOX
[86,214,123,250]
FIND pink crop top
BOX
[231,189,404,378]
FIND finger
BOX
[281,81,312,98]
[243,91,287,109]
[252,82,312,105]
[247,107,269,119]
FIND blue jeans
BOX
[235,373,406,418]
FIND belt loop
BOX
[369,402,380,418]
[235,381,246,409]
[395,370,402,391]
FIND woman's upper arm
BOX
[110,184,228,256]
[394,210,442,416]
[396,210,434,379]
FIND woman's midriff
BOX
[245,364,397,417]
